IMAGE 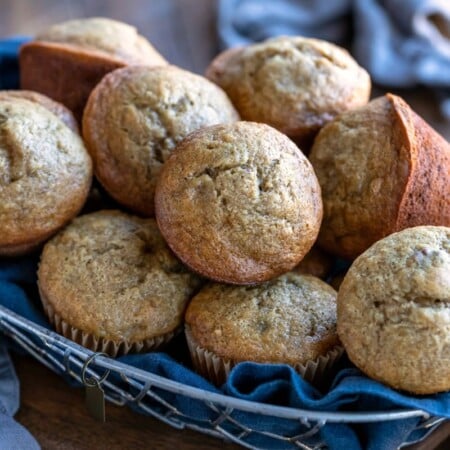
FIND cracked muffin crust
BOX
[0,90,78,133]
[206,36,370,149]
[337,226,450,394]
[0,98,92,256]
[20,17,167,121]
[185,273,339,366]
[83,65,239,216]
[38,210,202,356]
[155,121,323,284]
[309,94,450,259]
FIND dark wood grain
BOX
[0,0,218,74]
[14,355,241,450]
[1,1,449,449]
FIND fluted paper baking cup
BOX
[185,326,233,386]
[185,325,344,387]
[40,286,179,357]
[295,345,344,388]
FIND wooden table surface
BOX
[1,1,449,449]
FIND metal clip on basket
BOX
[0,305,445,450]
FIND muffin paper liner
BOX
[185,325,344,387]
[40,287,179,357]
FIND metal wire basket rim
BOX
[0,305,431,423]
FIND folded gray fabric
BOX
[218,0,352,46]
[218,0,450,119]
[0,341,40,450]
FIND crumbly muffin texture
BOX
[36,17,167,65]
[38,211,201,343]
[0,98,92,253]
[0,90,78,132]
[83,65,239,216]
[338,226,450,394]
[206,36,370,146]
[309,94,450,259]
[186,273,339,365]
[155,121,323,284]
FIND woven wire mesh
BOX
[0,305,446,450]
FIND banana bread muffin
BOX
[206,36,370,150]
[185,273,341,385]
[337,226,450,394]
[38,210,202,356]
[0,90,78,132]
[0,98,92,256]
[309,94,450,259]
[20,18,167,120]
[83,65,239,216]
[155,121,323,284]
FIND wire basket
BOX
[0,305,446,450]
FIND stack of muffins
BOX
[1,17,448,394]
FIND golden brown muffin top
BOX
[83,65,239,216]
[337,226,450,394]
[310,95,406,258]
[155,121,323,284]
[186,273,339,365]
[38,210,202,343]
[0,90,78,133]
[36,17,167,65]
[0,98,92,250]
[309,94,450,259]
[206,36,370,144]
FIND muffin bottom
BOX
[185,326,344,387]
[40,286,180,357]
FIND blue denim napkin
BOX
[0,342,40,449]
[0,339,40,449]
[0,37,449,450]
[0,37,27,90]
[218,0,450,120]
